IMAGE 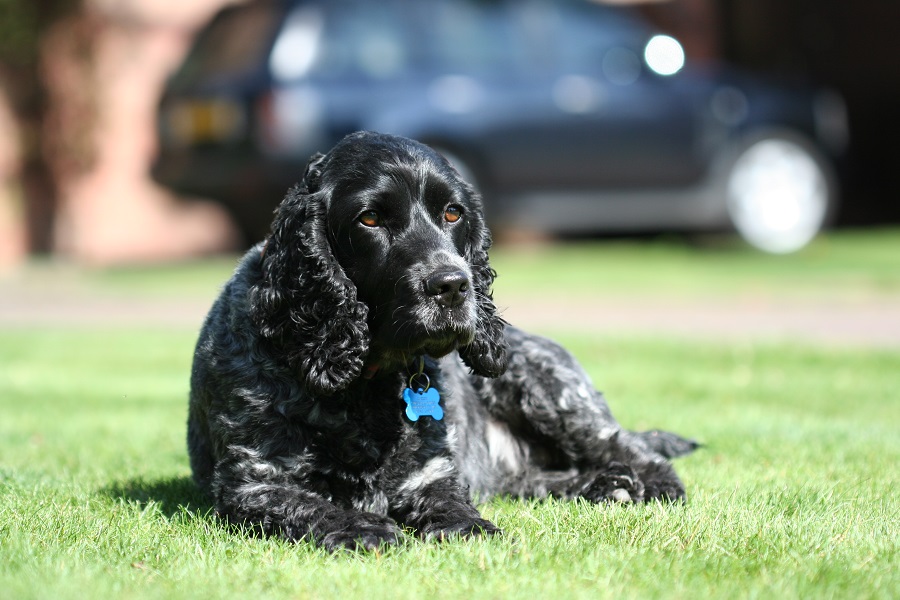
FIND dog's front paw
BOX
[641,473,686,503]
[638,461,687,503]
[643,478,686,503]
[581,462,645,504]
[320,513,401,552]
[421,517,501,541]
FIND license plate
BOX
[165,98,245,145]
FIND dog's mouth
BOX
[417,323,476,357]
[397,316,475,354]
[367,300,476,367]
[364,326,472,375]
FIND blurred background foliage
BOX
[0,1,79,68]
[0,0,84,254]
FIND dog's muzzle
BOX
[424,269,470,308]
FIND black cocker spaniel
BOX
[188,131,697,551]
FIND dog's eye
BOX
[358,210,382,228]
[444,205,464,223]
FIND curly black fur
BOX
[188,131,697,551]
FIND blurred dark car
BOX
[151,0,848,252]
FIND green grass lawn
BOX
[1,230,899,599]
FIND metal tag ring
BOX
[408,372,430,392]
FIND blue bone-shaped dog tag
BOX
[403,387,443,421]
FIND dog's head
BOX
[250,131,508,395]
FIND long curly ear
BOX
[249,154,369,395]
[457,183,508,378]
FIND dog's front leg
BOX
[389,455,499,540]
[214,466,400,551]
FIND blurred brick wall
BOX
[51,0,243,264]
[638,0,720,62]
[0,94,26,269]
[0,0,243,267]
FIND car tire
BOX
[723,130,836,253]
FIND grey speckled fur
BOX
[188,132,697,551]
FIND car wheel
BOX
[725,132,835,253]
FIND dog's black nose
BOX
[424,270,470,308]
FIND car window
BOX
[266,0,653,84]
[274,0,413,81]
[556,3,650,84]
[559,5,647,62]
[427,0,645,79]
[428,1,520,75]
[171,0,283,89]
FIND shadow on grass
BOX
[103,475,214,519]
[102,477,295,545]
